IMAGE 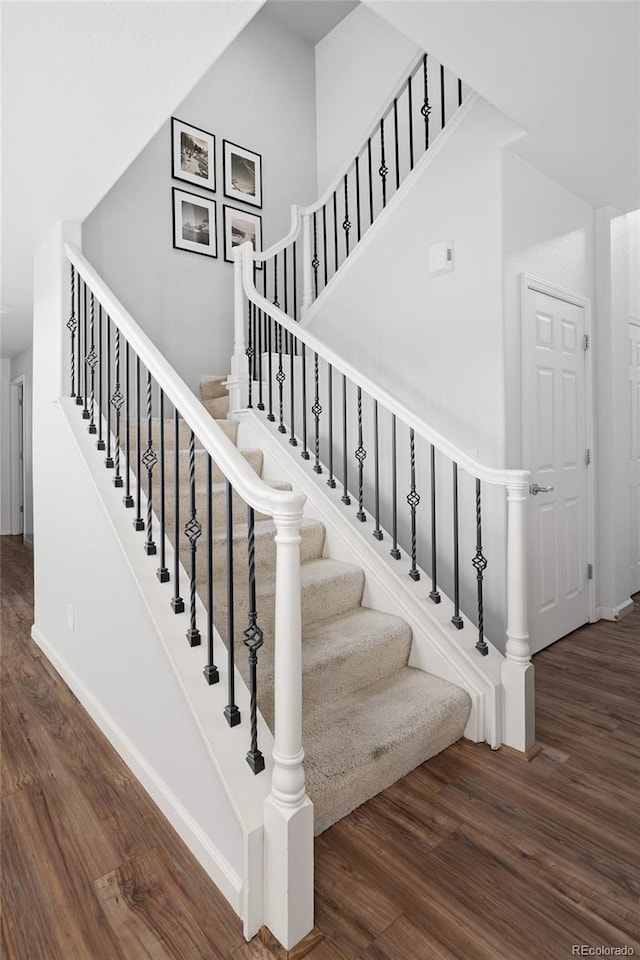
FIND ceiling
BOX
[266,0,358,45]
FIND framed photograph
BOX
[172,118,216,192]
[223,205,262,267]
[172,188,217,258]
[223,140,262,208]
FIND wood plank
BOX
[360,914,459,960]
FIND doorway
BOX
[10,376,25,538]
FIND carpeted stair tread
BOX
[128,417,238,449]
[164,479,292,529]
[303,667,471,834]
[156,447,263,486]
[200,377,228,402]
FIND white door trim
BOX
[520,274,596,628]
[9,374,26,537]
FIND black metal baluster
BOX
[379,117,388,208]
[123,341,134,507]
[451,462,463,629]
[87,293,97,433]
[341,375,350,505]
[283,246,289,321]
[327,364,336,488]
[276,322,286,434]
[343,174,351,257]
[289,333,297,447]
[203,454,219,685]
[458,77,463,107]
[112,330,124,489]
[157,390,169,582]
[390,414,401,559]
[312,212,319,300]
[300,344,309,460]
[67,264,77,398]
[244,506,265,774]
[322,205,328,291]
[266,312,275,423]
[224,481,240,726]
[246,300,254,410]
[440,63,446,129]
[257,308,264,411]
[133,356,144,530]
[293,239,299,324]
[142,369,157,555]
[473,478,489,655]
[393,97,400,191]
[104,316,113,467]
[312,352,322,474]
[355,387,366,521]
[355,155,362,243]
[82,282,90,419]
[408,72,415,170]
[333,191,339,275]
[367,137,374,226]
[422,53,431,150]
[171,409,185,613]
[96,305,105,450]
[273,253,279,309]
[185,430,202,646]
[429,444,441,603]
[373,400,382,539]
[75,270,83,406]
[407,429,420,580]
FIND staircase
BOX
[172,376,471,835]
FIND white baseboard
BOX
[596,599,635,621]
[24,533,34,550]
[31,623,243,914]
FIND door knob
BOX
[530,483,554,495]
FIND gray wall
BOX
[10,345,33,545]
[83,9,317,393]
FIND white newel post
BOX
[228,246,250,417]
[263,500,314,950]
[501,478,535,752]
[300,213,313,319]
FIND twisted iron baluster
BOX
[343,174,351,257]
[203,453,219,685]
[224,480,240,726]
[82,281,89,418]
[111,329,124,488]
[244,505,265,774]
[312,212,319,300]
[133,356,144,530]
[156,390,169,583]
[104,316,113,467]
[354,155,362,243]
[142,369,157,555]
[96,305,105,450]
[473,478,489,655]
[429,444,441,603]
[185,430,201,645]
[87,293,98,434]
[355,387,366,521]
[123,341,134,506]
[421,53,431,150]
[379,117,388,208]
[67,264,77,398]
[266,312,275,422]
[408,70,415,170]
[276,322,286,434]
[407,428,420,580]
[312,352,322,474]
[246,300,254,409]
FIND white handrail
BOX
[237,244,528,489]
[65,243,304,520]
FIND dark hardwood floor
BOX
[2,534,638,959]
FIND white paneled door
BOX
[523,283,592,653]
[630,320,640,595]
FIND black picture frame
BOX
[223,204,262,267]
[172,118,216,193]
[223,139,262,209]
[172,187,217,259]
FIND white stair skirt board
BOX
[57,397,271,941]
[235,408,504,748]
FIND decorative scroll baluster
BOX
[87,293,97,433]
[421,53,431,150]
[96,305,105,450]
[373,401,382,539]
[276,322,286,434]
[393,97,400,191]
[355,155,362,243]
[142,369,157,555]
[133,356,144,531]
[257,308,264,411]
[408,71,415,170]
[224,481,240,726]
[390,414,401,559]
[185,430,202,646]
[407,429,420,580]
[379,117,388,208]
[333,191,339,274]
[312,352,322,474]
[429,444,441,603]
[451,462,463,628]
[82,282,90,419]
[67,265,77,399]
[473,478,489,655]
[156,390,169,582]
[104,316,113,467]
[244,505,265,774]
[246,300,254,409]
[341,375,350,505]
[123,342,134,507]
[300,345,309,460]
[343,174,351,257]
[440,63,446,129]
[355,387,366,521]
[322,206,328,290]
[367,137,374,226]
[327,364,336,488]
[267,313,275,422]
[289,333,297,447]
[171,409,185,613]
[112,330,124,489]
[312,212,319,300]
[203,453,220,684]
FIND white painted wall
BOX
[10,345,33,545]
[629,210,640,320]
[83,10,317,395]
[315,5,419,195]
[32,221,244,900]
[0,358,11,534]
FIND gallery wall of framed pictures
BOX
[171,117,264,264]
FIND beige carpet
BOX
[154,376,471,835]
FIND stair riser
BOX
[200,377,227,402]
[203,396,229,419]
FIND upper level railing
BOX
[251,53,467,323]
